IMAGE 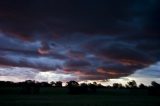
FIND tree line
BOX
[0,80,160,95]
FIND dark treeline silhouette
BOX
[66,81,99,94]
[0,80,160,96]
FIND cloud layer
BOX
[0,0,160,81]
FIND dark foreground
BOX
[0,88,160,106]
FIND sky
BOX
[0,0,160,85]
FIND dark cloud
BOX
[64,59,92,71]
[0,0,158,37]
[84,40,154,65]
[0,35,66,70]
[97,64,137,78]
[97,42,153,65]
[67,50,86,59]
[0,0,160,81]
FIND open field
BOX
[0,88,160,106]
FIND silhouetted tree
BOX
[88,83,97,93]
[139,83,147,89]
[21,80,34,94]
[21,80,40,94]
[67,81,79,94]
[79,83,89,93]
[55,81,62,87]
[97,83,105,88]
[148,81,160,96]
[67,81,79,87]
[33,82,40,94]
[80,83,88,88]
[113,83,123,89]
[126,80,137,88]
[151,81,160,88]
[40,82,52,87]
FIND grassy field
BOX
[0,88,160,106]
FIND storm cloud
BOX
[0,0,160,81]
